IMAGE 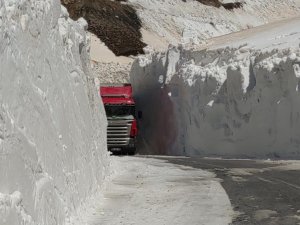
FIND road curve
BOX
[160,157,300,225]
[86,156,233,225]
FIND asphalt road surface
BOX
[156,157,300,225]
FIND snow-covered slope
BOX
[129,0,300,48]
[131,17,300,158]
[0,1,109,224]
[90,0,300,83]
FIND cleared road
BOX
[80,156,300,225]
[159,157,300,225]
[86,156,233,225]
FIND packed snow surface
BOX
[0,0,109,224]
[131,17,300,158]
[82,156,233,225]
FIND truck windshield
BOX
[104,105,135,117]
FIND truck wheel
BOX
[127,147,136,155]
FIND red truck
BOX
[100,84,138,155]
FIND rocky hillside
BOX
[62,0,300,85]
[61,0,245,57]
[61,0,146,56]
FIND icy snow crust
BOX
[131,17,300,158]
[0,0,109,224]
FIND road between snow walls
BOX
[0,0,109,224]
[84,156,234,225]
[131,17,300,158]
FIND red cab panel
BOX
[100,84,135,105]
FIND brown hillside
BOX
[61,0,146,56]
[61,0,243,57]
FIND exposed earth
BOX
[61,0,243,57]
[61,0,146,56]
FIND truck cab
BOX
[100,84,138,155]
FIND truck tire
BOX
[127,147,136,155]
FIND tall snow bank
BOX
[131,18,300,158]
[0,0,109,224]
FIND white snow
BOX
[128,0,300,49]
[91,0,300,83]
[82,156,233,225]
[131,17,300,158]
[0,0,109,224]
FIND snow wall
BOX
[0,0,109,224]
[131,42,300,158]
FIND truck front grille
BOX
[107,120,132,146]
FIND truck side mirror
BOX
[138,111,143,119]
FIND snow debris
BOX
[0,0,109,224]
[207,100,215,107]
[131,17,300,158]
[0,191,33,225]
[91,61,132,84]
